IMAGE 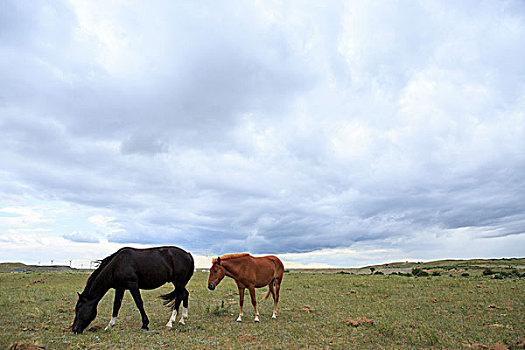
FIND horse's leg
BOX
[165,291,178,329]
[166,284,188,328]
[273,277,282,319]
[248,286,259,323]
[105,288,124,331]
[269,281,277,319]
[178,288,189,325]
[237,286,245,322]
[129,288,149,331]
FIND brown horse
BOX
[207,253,284,322]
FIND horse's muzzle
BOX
[71,321,84,334]
[72,327,83,334]
[208,283,216,290]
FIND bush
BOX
[373,271,384,275]
[432,271,441,276]
[482,268,494,276]
[412,268,429,277]
[508,268,520,277]
[461,273,470,277]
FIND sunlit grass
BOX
[1,271,523,349]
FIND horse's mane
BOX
[212,252,250,263]
[82,249,121,296]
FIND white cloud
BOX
[63,231,99,243]
[0,206,53,227]
[1,0,524,267]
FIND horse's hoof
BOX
[236,318,242,323]
[254,318,260,323]
[272,315,277,320]
[166,325,172,330]
[140,328,149,333]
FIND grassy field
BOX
[0,270,523,349]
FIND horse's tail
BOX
[159,290,177,308]
[262,279,276,302]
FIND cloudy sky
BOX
[1,1,524,268]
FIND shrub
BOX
[482,268,494,276]
[461,273,470,277]
[411,268,429,277]
[432,271,441,276]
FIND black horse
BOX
[72,246,194,334]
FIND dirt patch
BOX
[9,343,45,350]
[343,317,374,327]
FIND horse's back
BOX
[112,246,194,289]
[267,255,284,277]
[166,246,194,283]
[255,255,284,278]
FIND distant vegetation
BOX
[3,258,524,277]
[0,262,85,274]
[286,257,525,278]
[366,257,525,269]
[370,258,525,279]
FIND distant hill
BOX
[0,262,89,273]
[2,258,523,274]
[365,257,525,270]
[285,257,525,274]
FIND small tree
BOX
[482,268,494,276]
[411,268,429,277]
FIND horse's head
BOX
[208,257,227,290]
[71,292,97,334]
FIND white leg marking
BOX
[179,307,188,325]
[254,315,260,323]
[236,315,242,322]
[105,317,117,331]
[272,312,277,319]
[166,309,177,329]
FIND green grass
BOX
[1,271,523,349]
[0,262,82,273]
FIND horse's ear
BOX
[77,292,81,296]
[217,257,221,265]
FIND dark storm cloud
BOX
[1,0,524,261]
